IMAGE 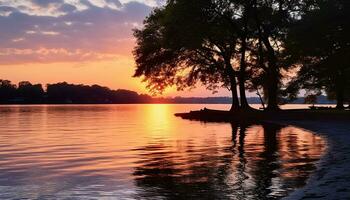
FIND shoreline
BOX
[175,109,350,199]
[175,108,350,122]
[281,120,350,199]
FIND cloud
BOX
[79,0,95,8]
[12,37,25,42]
[0,1,153,65]
[120,0,164,7]
[106,0,122,8]
[32,0,64,7]
[58,3,77,13]
[0,6,17,16]
[0,48,119,65]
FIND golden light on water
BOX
[146,104,171,122]
[144,104,173,138]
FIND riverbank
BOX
[175,109,350,199]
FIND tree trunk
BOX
[238,71,249,109]
[238,4,251,110]
[335,70,345,109]
[253,5,280,111]
[230,74,240,112]
[336,90,344,109]
[238,35,251,110]
[265,69,279,111]
[262,37,280,111]
[225,61,240,112]
[256,87,266,110]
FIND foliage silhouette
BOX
[133,0,349,111]
[285,0,350,108]
[0,80,153,104]
[133,0,243,111]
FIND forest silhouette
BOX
[0,80,152,104]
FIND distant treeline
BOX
[0,80,152,104]
[164,96,335,105]
[0,80,335,104]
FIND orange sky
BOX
[0,0,231,97]
[0,56,229,97]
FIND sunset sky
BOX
[0,0,232,97]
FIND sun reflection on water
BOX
[143,104,175,139]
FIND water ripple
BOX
[0,105,326,199]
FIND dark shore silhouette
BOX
[175,108,350,123]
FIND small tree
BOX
[0,80,17,102]
[304,94,318,108]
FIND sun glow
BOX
[144,104,173,137]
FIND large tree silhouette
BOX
[133,0,254,111]
[133,0,316,111]
[286,0,350,108]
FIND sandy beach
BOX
[281,120,350,199]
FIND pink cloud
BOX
[0,1,152,64]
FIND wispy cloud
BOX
[0,0,154,64]
[0,47,120,64]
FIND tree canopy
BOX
[286,0,350,108]
[133,0,350,110]
[133,0,244,110]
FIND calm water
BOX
[0,104,326,199]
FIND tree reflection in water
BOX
[132,123,325,200]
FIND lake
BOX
[0,104,326,199]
